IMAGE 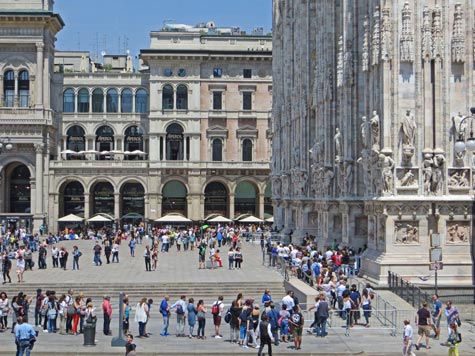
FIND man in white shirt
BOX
[403,319,415,356]
[281,291,295,311]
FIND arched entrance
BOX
[9,165,31,213]
[121,182,145,222]
[166,123,184,160]
[162,181,187,216]
[234,181,257,217]
[91,182,114,217]
[204,182,228,217]
[61,181,85,217]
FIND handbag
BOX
[455,315,461,327]
[197,310,206,320]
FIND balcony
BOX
[51,160,149,169]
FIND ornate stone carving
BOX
[271,176,281,197]
[400,2,414,62]
[430,150,446,195]
[337,36,344,87]
[380,8,392,61]
[360,116,369,149]
[398,169,417,187]
[310,137,324,165]
[370,111,380,148]
[281,174,289,196]
[447,222,469,243]
[323,167,334,197]
[421,6,433,60]
[422,150,434,194]
[344,41,353,84]
[357,148,372,194]
[380,150,395,194]
[401,109,417,146]
[394,221,419,244]
[371,7,381,66]
[448,169,470,188]
[362,16,370,71]
[432,5,443,60]
[451,4,465,63]
[291,168,308,196]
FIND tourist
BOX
[198,241,206,269]
[257,313,274,356]
[142,245,151,271]
[45,294,58,333]
[93,241,102,266]
[211,296,224,338]
[102,295,112,336]
[112,240,119,263]
[316,295,329,337]
[72,245,81,270]
[229,300,242,343]
[227,247,235,269]
[432,293,442,339]
[125,333,136,356]
[129,237,136,257]
[196,299,207,339]
[447,321,461,356]
[187,298,197,338]
[234,247,243,269]
[0,292,10,330]
[159,295,170,336]
[51,245,59,268]
[14,316,36,356]
[414,301,432,351]
[402,319,414,356]
[361,289,371,327]
[151,247,158,271]
[445,301,460,335]
[238,307,251,347]
[58,294,67,334]
[16,254,25,283]
[279,304,290,343]
[170,295,187,337]
[104,241,112,264]
[34,289,45,327]
[2,252,12,284]
[72,295,81,335]
[289,305,303,350]
[135,297,149,338]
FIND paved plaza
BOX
[0,239,475,355]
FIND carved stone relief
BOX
[432,6,443,60]
[397,168,418,187]
[451,4,465,63]
[362,16,370,71]
[394,221,419,244]
[380,8,392,61]
[400,2,414,62]
[421,6,432,60]
[371,7,381,66]
[448,169,470,188]
[446,221,469,243]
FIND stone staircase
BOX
[0,281,286,305]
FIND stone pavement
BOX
[0,239,474,355]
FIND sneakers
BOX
[214,335,222,339]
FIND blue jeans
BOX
[138,321,146,336]
[161,315,169,334]
[48,316,55,332]
[316,316,327,336]
[19,339,30,356]
[73,257,79,270]
[94,254,102,266]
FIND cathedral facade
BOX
[272,0,475,285]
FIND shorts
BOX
[432,316,440,328]
[213,314,221,326]
[199,254,205,262]
[418,325,430,336]
[291,326,303,337]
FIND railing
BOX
[262,250,289,281]
[388,271,430,308]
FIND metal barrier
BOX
[262,250,290,281]
[388,271,430,308]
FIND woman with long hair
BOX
[135,297,149,338]
[196,299,207,339]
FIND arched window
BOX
[92,88,104,112]
[95,125,114,160]
[162,181,187,216]
[162,84,174,110]
[121,182,145,218]
[92,182,114,216]
[63,181,85,216]
[204,182,228,217]
[63,89,75,113]
[106,88,118,113]
[135,88,148,113]
[3,70,14,107]
[18,70,29,107]
[77,88,89,112]
[124,126,144,160]
[242,139,252,161]
[212,138,222,161]
[166,123,184,160]
[121,88,133,113]
[176,84,188,110]
[66,125,86,159]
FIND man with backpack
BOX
[170,295,187,337]
[211,296,224,338]
[198,242,206,269]
[267,302,280,346]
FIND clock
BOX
[164,68,172,77]
[178,68,186,77]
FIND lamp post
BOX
[0,138,13,154]
[453,107,475,304]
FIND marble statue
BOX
[400,169,417,186]
[370,111,380,147]
[422,152,433,194]
[380,153,395,193]
[360,116,369,148]
[402,109,416,146]
[334,128,342,162]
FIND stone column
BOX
[228,194,235,220]
[34,143,44,215]
[114,192,120,221]
[84,193,90,219]
[35,43,44,108]
[258,193,265,219]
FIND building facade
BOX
[0,1,273,232]
[272,0,475,285]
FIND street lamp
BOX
[454,107,475,153]
[0,138,13,154]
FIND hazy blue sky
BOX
[55,0,272,60]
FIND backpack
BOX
[176,304,185,315]
[199,246,206,256]
[313,263,321,276]
[211,302,220,315]
[224,308,232,323]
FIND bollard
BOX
[111,292,127,347]
[83,319,96,346]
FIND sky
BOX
[54,0,272,61]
